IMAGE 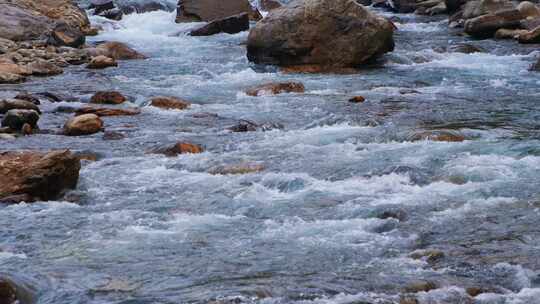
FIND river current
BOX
[1,1,540,303]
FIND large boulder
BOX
[49,22,86,48]
[63,113,103,136]
[0,99,41,114]
[0,72,25,84]
[12,0,91,32]
[190,13,250,36]
[176,0,255,22]
[86,55,118,69]
[0,3,54,42]
[0,150,80,203]
[246,0,395,69]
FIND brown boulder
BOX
[404,281,438,293]
[261,0,283,11]
[190,13,249,36]
[90,91,126,104]
[150,142,204,156]
[86,55,118,69]
[0,72,25,84]
[150,96,190,110]
[411,130,466,142]
[245,82,305,96]
[64,113,103,136]
[349,96,366,103]
[0,150,81,203]
[25,59,63,76]
[247,0,395,69]
[14,0,91,32]
[530,57,540,71]
[176,0,255,22]
[464,9,525,38]
[0,3,54,42]
[518,26,540,43]
[75,107,141,117]
[0,63,31,76]
[87,42,146,60]
[49,22,85,48]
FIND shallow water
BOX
[1,3,540,304]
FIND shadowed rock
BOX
[190,13,249,36]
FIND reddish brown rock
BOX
[260,0,282,11]
[176,0,256,22]
[208,163,265,175]
[518,26,540,43]
[349,96,366,103]
[64,114,103,136]
[411,130,466,142]
[0,150,81,203]
[90,91,126,104]
[75,107,141,117]
[150,96,190,110]
[87,42,146,60]
[150,142,204,156]
[245,82,305,96]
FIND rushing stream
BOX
[1,1,540,303]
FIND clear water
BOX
[1,4,540,304]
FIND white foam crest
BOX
[396,20,446,32]
[261,216,415,249]
[476,288,540,304]
[0,251,27,260]
[431,197,518,219]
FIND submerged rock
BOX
[14,93,40,105]
[404,281,438,293]
[448,43,485,53]
[64,114,103,136]
[90,91,127,104]
[0,150,81,203]
[530,57,540,71]
[150,96,190,110]
[75,107,141,117]
[86,55,118,69]
[349,96,366,103]
[246,0,395,69]
[190,13,249,36]
[410,130,466,142]
[150,142,204,156]
[245,82,305,96]
[0,279,17,304]
[208,163,265,175]
[1,109,40,131]
[176,0,255,22]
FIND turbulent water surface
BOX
[1,2,540,304]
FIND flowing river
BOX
[1,1,540,303]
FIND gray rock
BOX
[1,109,40,130]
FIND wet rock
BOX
[49,22,85,48]
[176,0,255,22]
[90,0,115,14]
[448,43,484,53]
[75,107,141,117]
[74,150,101,162]
[0,279,17,304]
[399,296,419,304]
[119,1,176,14]
[517,26,540,43]
[14,93,40,105]
[150,96,190,110]
[1,110,40,131]
[410,130,466,142]
[150,142,204,156]
[349,96,366,103]
[88,42,146,60]
[392,0,418,13]
[0,63,31,76]
[64,114,103,136]
[404,281,438,293]
[0,3,54,42]
[245,82,305,96]
[21,123,33,135]
[98,8,124,21]
[464,9,525,38]
[246,0,395,69]
[0,72,25,84]
[53,105,78,113]
[517,1,540,19]
[375,209,408,221]
[25,59,63,76]
[209,163,265,175]
[229,120,258,132]
[0,38,17,54]
[90,91,127,104]
[14,0,91,32]
[102,131,125,140]
[190,13,249,36]
[261,0,282,10]
[0,150,81,203]
[495,28,529,39]
[466,287,489,297]
[409,249,445,262]
[86,55,118,69]
[0,99,41,114]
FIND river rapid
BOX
[1,1,540,303]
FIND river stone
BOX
[246,0,395,69]
[0,3,54,42]
[14,93,40,105]
[64,114,103,136]
[245,82,305,96]
[150,96,190,110]
[261,0,283,10]
[13,0,91,32]
[190,13,249,36]
[518,26,540,43]
[87,42,147,60]
[1,109,40,130]
[464,9,525,38]
[86,55,118,69]
[150,142,204,156]
[49,22,86,48]
[75,107,141,117]
[0,72,25,84]
[0,279,17,304]
[517,1,540,19]
[176,0,254,22]
[0,99,41,114]
[90,91,126,104]
[530,57,540,71]
[26,59,63,76]
[0,150,81,203]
